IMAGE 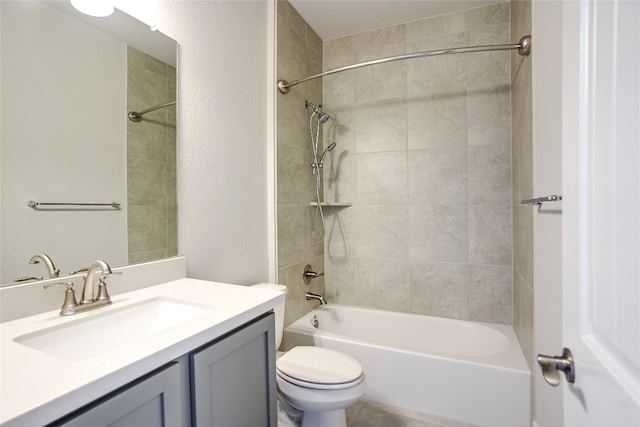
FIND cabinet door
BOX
[191,312,276,427]
[50,362,184,427]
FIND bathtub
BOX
[282,305,531,427]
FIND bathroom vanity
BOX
[0,278,283,426]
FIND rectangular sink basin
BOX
[14,298,213,361]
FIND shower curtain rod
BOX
[128,100,176,122]
[277,35,531,94]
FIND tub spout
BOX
[305,292,326,306]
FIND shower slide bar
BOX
[278,35,531,94]
[28,200,121,209]
[520,195,562,206]
[128,100,176,122]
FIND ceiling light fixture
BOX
[70,0,114,17]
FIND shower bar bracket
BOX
[128,100,176,122]
[520,195,562,206]
[278,35,531,94]
[28,200,121,210]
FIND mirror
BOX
[1,1,178,286]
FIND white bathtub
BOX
[282,305,531,427]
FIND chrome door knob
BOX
[537,347,575,386]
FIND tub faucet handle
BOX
[303,264,324,284]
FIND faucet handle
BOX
[303,264,325,284]
[43,281,73,291]
[44,282,78,316]
[104,271,122,276]
[95,277,112,302]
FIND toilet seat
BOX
[276,346,364,390]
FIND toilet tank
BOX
[251,283,287,349]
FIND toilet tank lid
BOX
[252,283,287,294]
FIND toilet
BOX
[252,283,365,427]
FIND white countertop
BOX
[0,278,284,426]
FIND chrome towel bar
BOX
[520,195,562,206]
[28,200,121,209]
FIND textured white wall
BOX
[117,1,271,285]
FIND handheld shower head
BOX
[319,142,337,165]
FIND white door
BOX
[561,0,640,425]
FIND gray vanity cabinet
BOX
[47,312,275,427]
[190,312,276,427]
[50,362,185,427]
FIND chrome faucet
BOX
[45,260,121,316]
[29,253,60,278]
[305,292,327,306]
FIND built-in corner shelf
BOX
[309,202,352,207]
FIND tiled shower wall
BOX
[322,2,514,324]
[127,46,177,264]
[276,1,326,326]
[511,0,534,367]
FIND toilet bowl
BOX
[277,346,365,427]
[252,283,365,427]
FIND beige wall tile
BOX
[324,255,357,305]
[277,0,305,39]
[468,121,511,148]
[464,2,510,31]
[356,152,408,205]
[405,16,446,42]
[277,16,306,85]
[467,84,511,130]
[128,206,168,253]
[323,143,356,204]
[408,146,468,205]
[469,264,513,323]
[348,24,406,52]
[407,54,467,96]
[511,0,533,361]
[277,88,309,150]
[469,204,513,265]
[514,269,534,367]
[466,50,511,90]
[277,205,308,267]
[357,257,410,312]
[407,92,467,151]
[354,100,407,153]
[468,143,512,204]
[325,208,356,258]
[409,205,468,263]
[277,145,316,204]
[323,72,355,107]
[409,261,469,319]
[354,206,408,259]
[513,205,534,284]
[354,60,407,102]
